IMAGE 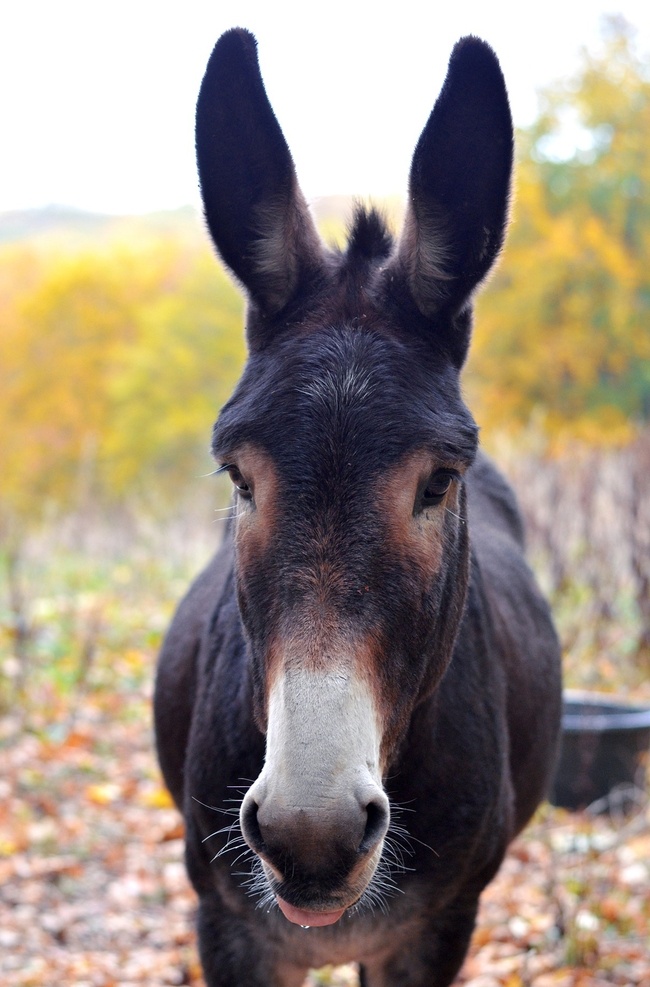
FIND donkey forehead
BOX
[212,326,478,471]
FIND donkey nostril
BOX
[358,798,389,855]
[240,797,265,853]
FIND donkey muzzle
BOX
[239,667,390,922]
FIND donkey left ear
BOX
[392,37,513,333]
[196,29,324,317]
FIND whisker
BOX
[386,798,416,812]
[386,802,440,858]
[211,839,244,857]
[213,843,253,865]
[191,795,238,815]
[401,832,438,857]
[198,464,233,478]
[202,825,239,843]
[225,846,254,866]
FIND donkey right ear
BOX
[196,29,324,316]
[392,37,513,337]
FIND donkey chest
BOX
[255,894,431,972]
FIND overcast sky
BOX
[2,0,649,215]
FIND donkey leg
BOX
[196,894,307,987]
[362,897,479,987]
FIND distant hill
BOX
[0,197,405,250]
[0,205,204,247]
[0,206,113,243]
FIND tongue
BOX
[276,897,346,927]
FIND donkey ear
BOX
[394,37,513,323]
[196,29,324,315]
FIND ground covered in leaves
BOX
[2,532,649,986]
[2,681,649,987]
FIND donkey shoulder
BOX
[466,453,526,549]
[154,538,234,807]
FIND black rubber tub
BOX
[550,691,650,811]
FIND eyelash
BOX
[419,469,457,510]
[221,463,253,500]
[214,462,456,511]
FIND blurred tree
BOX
[1,245,136,526]
[3,18,650,532]
[0,233,243,531]
[105,250,244,501]
[468,16,650,446]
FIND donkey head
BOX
[197,29,512,926]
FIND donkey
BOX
[154,28,562,987]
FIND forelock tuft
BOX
[346,205,393,262]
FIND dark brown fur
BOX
[154,29,562,987]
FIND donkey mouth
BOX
[276,897,346,927]
[260,848,382,927]
[257,836,386,927]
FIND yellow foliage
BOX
[85,782,122,805]
[0,230,244,529]
[140,786,175,809]
[1,23,648,527]
[468,22,650,446]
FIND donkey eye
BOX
[420,470,456,509]
[226,465,252,500]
